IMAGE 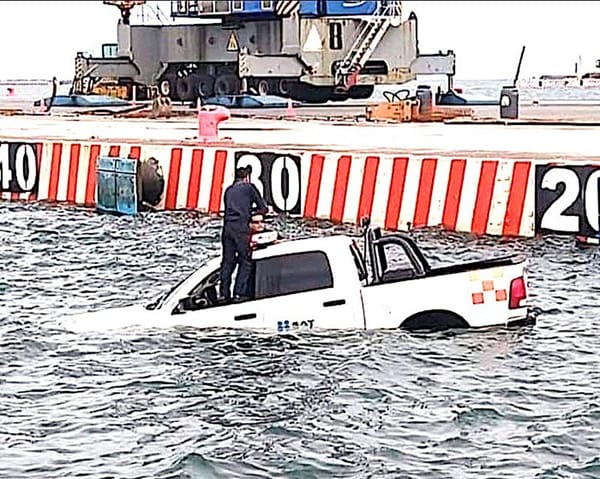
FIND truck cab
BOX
[157,236,366,331]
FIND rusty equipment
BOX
[365,88,473,123]
[103,0,146,24]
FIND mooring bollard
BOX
[197,104,230,141]
[286,97,296,119]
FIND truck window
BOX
[254,251,333,299]
[349,241,367,282]
[378,243,416,282]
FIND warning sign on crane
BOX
[227,32,239,52]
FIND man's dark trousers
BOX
[219,226,251,300]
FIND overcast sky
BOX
[0,1,598,81]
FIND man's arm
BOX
[250,183,268,214]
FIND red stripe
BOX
[186,149,204,209]
[85,144,101,206]
[109,145,120,157]
[165,148,183,210]
[208,150,228,213]
[28,143,44,201]
[304,153,325,218]
[502,161,531,236]
[413,158,438,228]
[66,143,81,203]
[442,159,466,230]
[129,146,141,160]
[384,157,409,230]
[330,155,352,223]
[47,143,63,202]
[356,156,380,224]
[471,160,499,235]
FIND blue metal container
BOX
[96,157,118,213]
[96,156,138,215]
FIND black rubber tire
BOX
[276,78,293,96]
[349,85,374,99]
[288,82,332,103]
[214,74,240,96]
[139,157,165,207]
[175,76,194,102]
[196,74,215,98]
[400,310,469,332]
[256,79,270,96]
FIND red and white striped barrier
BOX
[0,140,537,237]
[301,153,533,237]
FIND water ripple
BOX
[0,201,599,478]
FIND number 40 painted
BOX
[0,143,37,192]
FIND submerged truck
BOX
[60,224,530,333]
[72,0,457,103]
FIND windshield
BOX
[145,269,196,310]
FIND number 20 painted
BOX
[536,166,600,234]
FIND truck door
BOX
[171,267,266,329]
[256,250,364,332]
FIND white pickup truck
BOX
[62,222,530,333]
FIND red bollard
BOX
[197,104,231,141]
[286,97,296,119]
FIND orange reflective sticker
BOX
[495,289,507,301]
[482,280,494,291]
[472,292,484,304]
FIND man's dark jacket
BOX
[223,181,267,233]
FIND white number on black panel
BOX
[235,153,301,213]
[539,166,600,233]
[0,143,38,193]
[270,156,300,212]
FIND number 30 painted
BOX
[236,153,301,212]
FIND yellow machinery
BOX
[365,89,473,123]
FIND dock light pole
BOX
[513,45,526,87]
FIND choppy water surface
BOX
[1,202,599,479]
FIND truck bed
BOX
[377,254,526,284]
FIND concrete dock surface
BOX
[1,103,599,161]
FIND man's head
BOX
[234,165,252,183]
[249,212,265,234]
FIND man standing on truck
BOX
[220,166,268,302]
